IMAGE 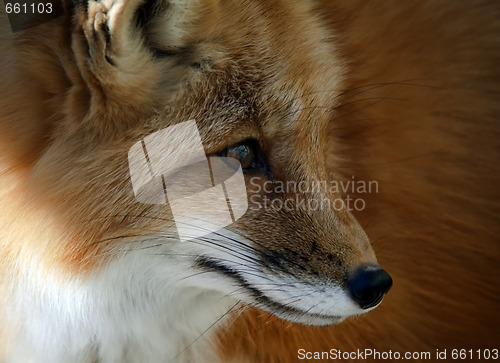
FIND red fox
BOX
[0,0,498,362]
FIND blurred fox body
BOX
[0,0,499,362]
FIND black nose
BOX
[347,266,393,309]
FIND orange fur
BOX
[220,0,500,361]
[0,0,499,361]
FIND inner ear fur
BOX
[70,0,220,133]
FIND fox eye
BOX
[225,141,257,169]
[218,140,271,176]
[225,142,256,169]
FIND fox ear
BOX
[73,0,220,71]
[71,0,219,131]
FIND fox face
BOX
[0,0,391,361]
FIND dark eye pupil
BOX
[228,144,249,160]
[227,143,255,169]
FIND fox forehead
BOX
[135,0,344,152]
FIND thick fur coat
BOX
[0,0,499,362]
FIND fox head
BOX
[0,0,391,360]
